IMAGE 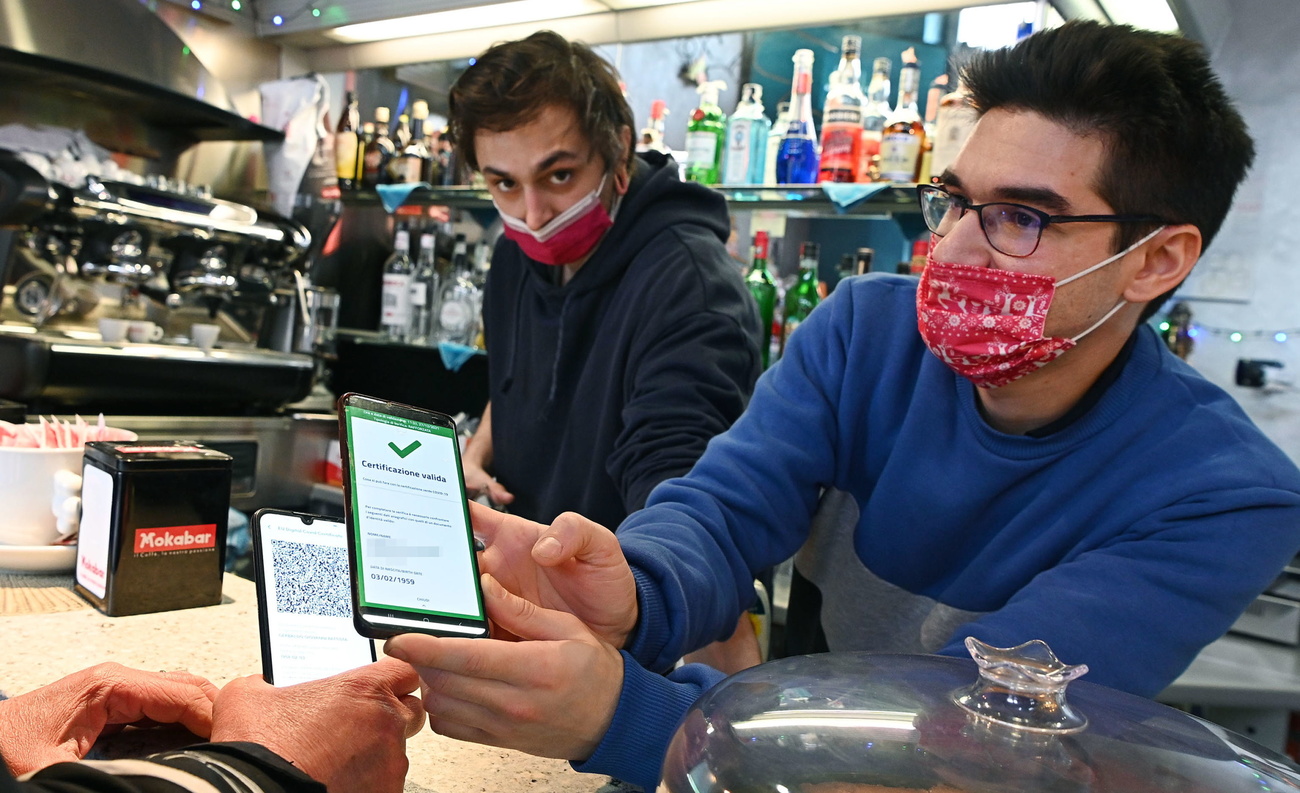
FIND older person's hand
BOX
[0,663,218,776]
[211,657,425,793]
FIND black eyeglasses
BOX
[916,184,1165,258]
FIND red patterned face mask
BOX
[915,228,1163,388]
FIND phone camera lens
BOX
[303,516,314,524]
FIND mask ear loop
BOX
[1061,226,1166,343]
[1055,225,1166,288]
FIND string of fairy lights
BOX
[1158,320,1300,344]
[179,0,322,28]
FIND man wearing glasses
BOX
[385,21,1300,791]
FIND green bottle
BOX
[744,231,777,368]
[685,80,727,185]
[781,241,821,355]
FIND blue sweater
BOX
[576,273,1300,789]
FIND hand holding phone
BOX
[338,393,489,640]
[251,509,377,686]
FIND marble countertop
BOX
[1,574,608,793]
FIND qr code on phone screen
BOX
[270,540,351,618]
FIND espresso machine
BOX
[0,148,323,415]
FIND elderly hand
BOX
[210,657,425,793]
[386,573,624,761]
[0,663,218,776]
[471,502,638,648]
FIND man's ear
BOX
[1123,224,1202,304]
[614,125,633,194]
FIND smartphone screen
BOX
[251,509,377,686]
[339,394,489,639]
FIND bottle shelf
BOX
[340,183,924,216]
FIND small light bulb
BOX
[272,13,283,24]
[1230,332,1243,343]
[1277,332,1288,343]
[1158,321,1170,332]
[311,6,320,16]
[231,0,241,8]
[190,0,201,9]
[1188,327,1200,338]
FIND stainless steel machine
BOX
[0,149,321,415]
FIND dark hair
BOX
[449,30,635,175]
[961,20,1255,320]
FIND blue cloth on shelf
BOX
[819,181,893,213]
[225,507,250,573]
[439,341,482,372]
[375,182,432,213]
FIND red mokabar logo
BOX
[134,525,217,554]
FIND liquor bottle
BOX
[391,100,431,184]
[637,100,670,154]
[723,84,771,185]
[908,237,929,275]
[744,231,777,368]
[387,113,414,182]
[818,35,865,183]
[854,247,875,276]
[421,121,441,183]
[781,241,821,353]
[409,230,439,344]
[362,107,395,188]
[764,101,792,186]
[777,49,820,185]
[393,113,412,150]
[436,235,481,346]
[334,91,360,191]
[380,225,414,342]
[917,74,947,184]
[931,78,979,179]
[878,48,926,183]
[685,80,727,185]
[857,57,892,183]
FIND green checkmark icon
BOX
[388,439,421,458]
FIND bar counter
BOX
[0,573,609,793]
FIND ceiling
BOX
[166,0,1193,71]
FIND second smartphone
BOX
[338,392,489,640]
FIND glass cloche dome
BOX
[660,638,1300,793]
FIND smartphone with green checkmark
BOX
[337,392,489,640]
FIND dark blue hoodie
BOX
[481,151,761,529]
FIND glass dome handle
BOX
[952,637,1090,734]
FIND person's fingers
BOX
[467,500,514,543]
[348,656,421,697]
[156,671,221,703]
[395,693,427,739]
[486,485,515,505]
[479,574,592,643]
[418,675,516,728]
[533,512,620,569]
[100,669,219,738]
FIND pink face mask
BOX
[916,227,1164,388]
[496,174,618,266]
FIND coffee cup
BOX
[99,317,129,343]
[127,320,164,343]
[190,323,220,351]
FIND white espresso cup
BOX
[0,430,140,546]
[127,320,164,343]
[191,323,220,351]
[99,317,129,343]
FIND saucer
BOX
[0,543,77,574]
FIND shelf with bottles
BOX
[339,182,924,217]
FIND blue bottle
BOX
[777,49,820,184]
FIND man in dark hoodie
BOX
[452,31,762,538]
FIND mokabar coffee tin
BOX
[75,441,232,616]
